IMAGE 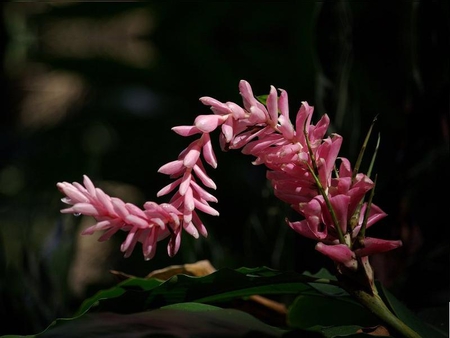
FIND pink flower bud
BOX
[158,160,185,175]
[202,133,217,168]
[194,114,227,133]
[172,125,202,137]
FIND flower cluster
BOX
[57,80,401,268]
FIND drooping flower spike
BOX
[57,80,401,269]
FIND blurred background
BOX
[0,2,448,336]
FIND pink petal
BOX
[168,193,183,209]
[278,89,289,118]
[167,226,181,257]
[201,133,217,168]
[238,80,268,117]
[95,188,115,216]
[142,229,158,260]
[157,177,182,197]
[193,163,217,189]
[81,220,114,235]
[311,114,330,141]
[98,226,121,242]
[125,203,148,220]
[172,125,202,137]
[72,182,89,195]
[160,203,182,216]
[315,242,358,270]
[362,203,388,229]
[183,221,199,239]
[184,186,195,211]
[169,212,180,227]
[338,157,352,178]
[149,217,165,229]
[194,114,226,133]
[278,115,294,140]
[72,203,100,217]
[317,135,343,186]
[221,115,234,143]
[179,171,192,196]
[193,198,219,216]
[287,219,319,240]
[121,226,137,253]
[199,97,231,115]
[238,79,255,111]
[226,102,246,119]
[248,105,267,124]
[355,237,402,257]
[57,182,89,204]
[329,194,351,234]
[242,134,281,156]
[111,198,129,219]
[192,211,208,237]
[158,160,185,175]
[190,180,218,203]
[125,214,149,229]
[266,85,279,125]
[83,175,97,197]
[183,141,202,168]
[295,102,313,138]
[123,229,140,258]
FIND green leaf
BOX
[303,268,347,296]
[75,277,162,316]
[9,266,362,338]
[256,94,268,105]
[376,282,448,338]
[9,303,291,338]
[83,267,333,314]
[288,294,379,330]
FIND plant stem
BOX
[350,288,421,338]
[338,272,421,338]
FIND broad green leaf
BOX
[75,277,162,316]
[84,267,335,313]
[287,294,379,330]
[8,303,291,338]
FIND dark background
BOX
[0,2,448,336]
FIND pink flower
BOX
[58,79,402,266]
[57,175,171,260]
[199,80,402,270]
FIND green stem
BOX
[338,272,421,338]
[350,288,421,338]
